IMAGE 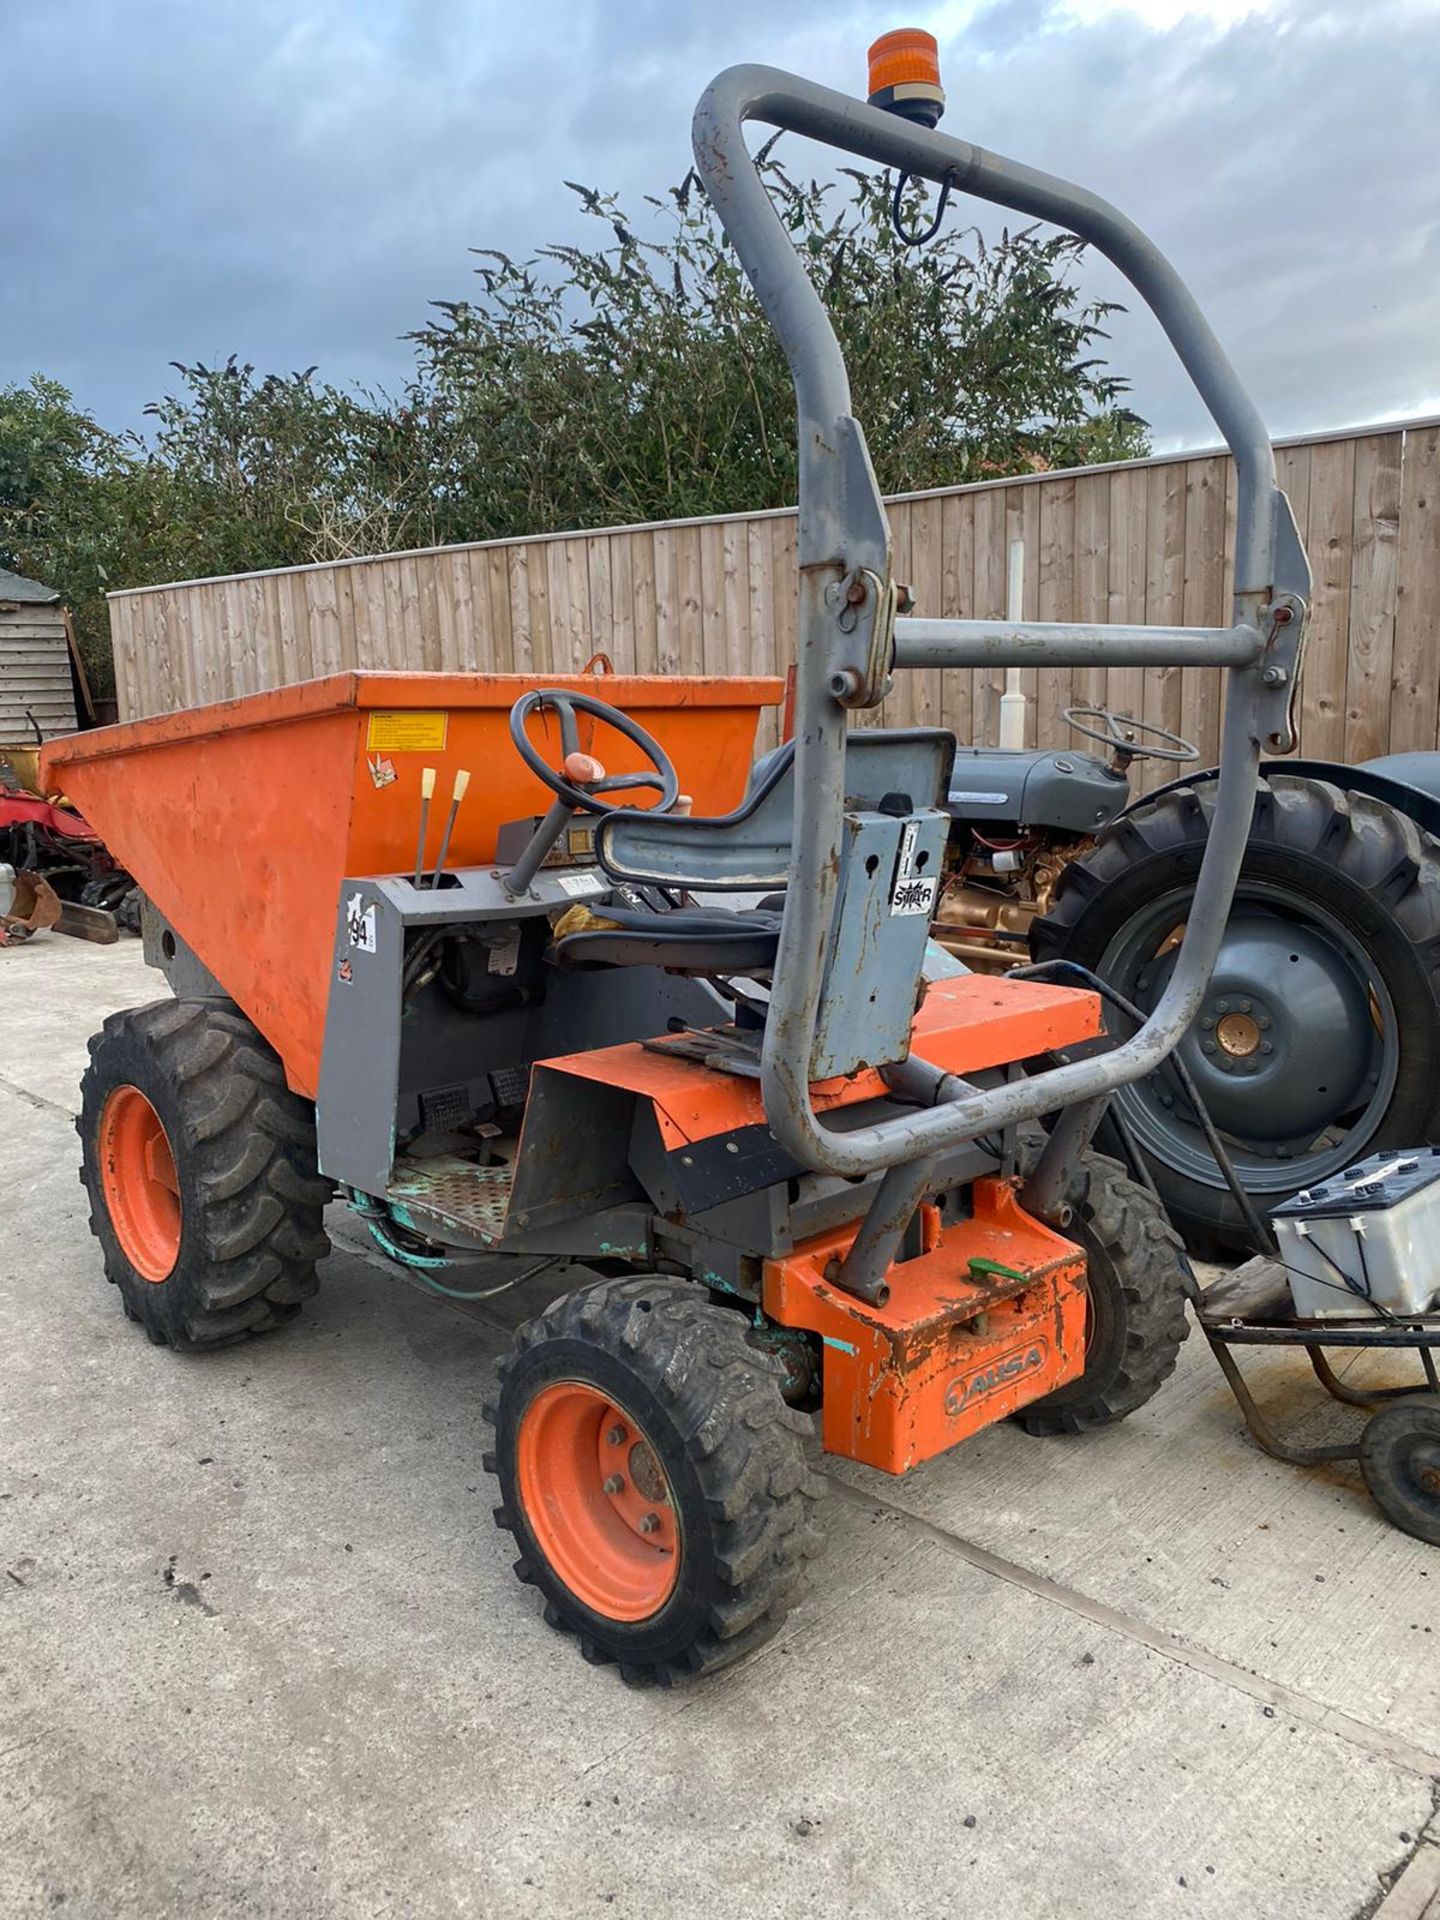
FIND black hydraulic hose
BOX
[1013,957,1277,1257]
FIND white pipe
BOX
[998,538,1027,749]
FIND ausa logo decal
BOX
[945,1340,1050,1417]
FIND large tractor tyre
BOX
[487,1275,826,1684]
[1015,1151,1191,1437]
[1033,776,1440,1256]
[78,999,332,1351]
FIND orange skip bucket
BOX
[43,670,782,1098]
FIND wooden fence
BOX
[108,417,1440,785]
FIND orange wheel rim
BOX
[516,1382,680,1622]
[98,1085,181,1283]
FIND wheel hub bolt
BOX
[603,1474,625,1495]
[1215,999,1230,1013]
[1238,999,1252,1013]
[607,1425,627,1446]
[1260,1041,1273,1055]
[1200,1017,1215,1031]
[1202,1040,1217,1054]
[637,1512,661,1535]
[1257,1016,1271,1031]
[1418,1466,1440,1496]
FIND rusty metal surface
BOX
[763,1178,1087,1473]
[386,1156,515,1243]
[0,869,61,945]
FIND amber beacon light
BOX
[866,27,945,127]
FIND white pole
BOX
[998,537,1027,749]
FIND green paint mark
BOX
[968,1256,1027,1284]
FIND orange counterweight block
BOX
[764,1179,1087,1475]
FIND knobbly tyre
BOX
[49,30,1316,1680]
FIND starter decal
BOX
[345,891,378,954]
[890,872,938,916]
[367,752,397,789]
[366,711,449,754]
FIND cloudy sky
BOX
[4,0,1438,453]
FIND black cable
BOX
[1265,1240,1403,1327]
[890,170,957,248]
[1013,957,1276,1256]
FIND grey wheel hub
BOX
[1167,912,1376,1141]
[1105,888,1399,1193]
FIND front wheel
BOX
[487,1276,825,1683]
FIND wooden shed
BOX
[0,567,78,744]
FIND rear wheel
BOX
[487,1275,825,1683]
[1033,777,1440,1255]
[1015,1152,1191,1436]
[78,999,332,1350]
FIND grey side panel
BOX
[505,1067,646,1237]
[812,808,949,1078]
[316,881,405,1192]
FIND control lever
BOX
[412,766,436,888]
[429,769,471,888]
[503,751,605,898]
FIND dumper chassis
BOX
[52,41,1323,1677]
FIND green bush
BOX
[0,154,1146,702]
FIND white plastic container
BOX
[1271,1149,1440,1320]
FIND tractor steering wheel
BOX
[509,688,681,816]
[1064,706,1199,766]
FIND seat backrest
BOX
[596,729,954,889]
[597,729,957,1079]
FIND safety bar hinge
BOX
[826,568,899,707]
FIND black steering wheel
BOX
[509,688,681,816]
[1064,706,1199,765]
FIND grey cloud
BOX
[2,0,1437,451]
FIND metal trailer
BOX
[48,39,1325,1680]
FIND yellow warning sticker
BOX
[366,711,449,753]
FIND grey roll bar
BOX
[691,64,1311,1180]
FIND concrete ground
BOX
[2,936,1438,1920]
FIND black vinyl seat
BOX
[551,729,954,977]
[549,904,781,976]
